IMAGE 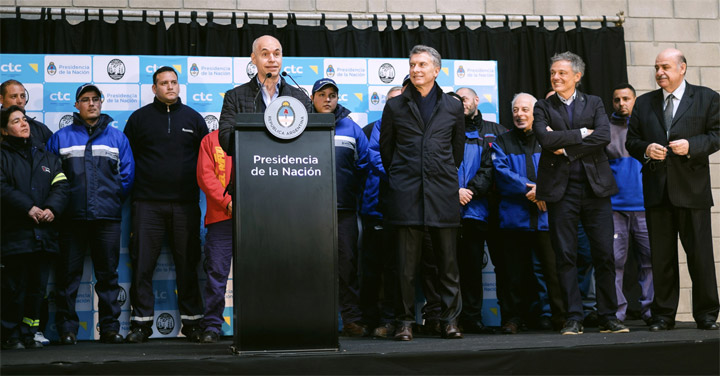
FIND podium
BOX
[231,112,339,353]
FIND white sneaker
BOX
[34,331,50,345]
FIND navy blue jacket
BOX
[360,119,384,218]
[47,113,134,221]
[491,127,548,231]
[125,97,208,203]
[334,104,369,211]
[1,136,69,256]
[606,113,644,211]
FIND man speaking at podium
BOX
[218,35,312,154]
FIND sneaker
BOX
[34,331,50,345]
[560,320,584,335]
[22,337,43,349]
[125,327,150,343]
[599,319,630,333]
[2,338,25,350]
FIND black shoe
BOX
[649,318,674,332]
[60,332,77,345]
[420,319,442,335]
[22,337,43,349]
[394,324,413,341]
[560,320,584,335]
[126,327,150,343]
[2,338,25,350]
[183,325,203,342]
[537,316,553,331]
[598,319,630,333]
[200,330,219,343]
[697,321,719,330]
[461,319,492,334]
[100,331,124,344]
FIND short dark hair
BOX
[612,83,636,97]
[153,66,178,85]
[1,79,24,96]
[1,105,25,129]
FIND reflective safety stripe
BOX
[58,145,119,162]
[51,172,67,185]
[22,317,39,327]
[131,316,155,322]
[180,314,204,320]
[334,135,358,159]
[58,145,85,159]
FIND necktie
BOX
[663,94,674,137]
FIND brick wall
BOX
[6,0,719,322]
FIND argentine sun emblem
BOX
[277,101,295,128]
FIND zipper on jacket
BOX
[167,105,171,134]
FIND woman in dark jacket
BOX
[1,105,68,350]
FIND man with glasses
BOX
[47,84,135,345]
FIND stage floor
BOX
[2,321,718,375]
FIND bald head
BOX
[457,87,479,118]
[655,48,686,92]
[251,35,283,79]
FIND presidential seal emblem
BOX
[47,62,57,76]
[58,115,73,129]
[326,65,335,77]
[246,62,258,79]
[370,92,380,105]
[190,63,200,77]
[156,313,175,335]
[264,96,308,140]
[378,63,395,83]
[204,114,219,132]
[107,59,125,80]
[457,65,466,78]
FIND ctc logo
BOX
[50,92,72,101]
[145,64,162,73]
[0,63,22,72]
[338,94,349,102]
[283,65,303,74]
[192,92,213,102]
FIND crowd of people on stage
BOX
[1,34,718,350]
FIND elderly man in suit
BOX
[626,48,719,331]
[533,52,627,335]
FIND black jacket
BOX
[218,76,312,154]
[532,91,618,202]
[379,83,465,227]
[626,82,720,208]
[125,97,208,202]
[1,135,68,256]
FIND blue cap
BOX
[402,74,411,86]
[312,78,338,94]
[75,83,102,101]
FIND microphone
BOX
[281,71,312,102]
[253,72,273,113]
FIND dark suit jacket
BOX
[532,91,618,202]
[625,82,720,209]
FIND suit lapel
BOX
[650,90,665,132]
[572,92,587,129]
[551,96,570,130]
[671,82,694,129]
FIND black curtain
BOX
[0,11,627,126]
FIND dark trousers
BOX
[338,211,362,325]
[547,180,617,322]
[359,216,396,327]
[1,252,52,341]
[200,220,233,334]
[55,220,121,335]
[129,201,203,331]
[501,230,564,325]
[419,229,442,321]
[395,226,461,325]
[457,219,489,323]
[646,205,719,324]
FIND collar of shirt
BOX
[256,76,281,107]
[557,90,577,106]
[663,79,686,108]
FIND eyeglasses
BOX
[79,96,102,104]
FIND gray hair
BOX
[511,93,537,110]
[387,86,403,96]
[550,51,585,77]
[410,45,442,69]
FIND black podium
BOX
[231,112,338,353]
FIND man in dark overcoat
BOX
[379,45,465,341]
